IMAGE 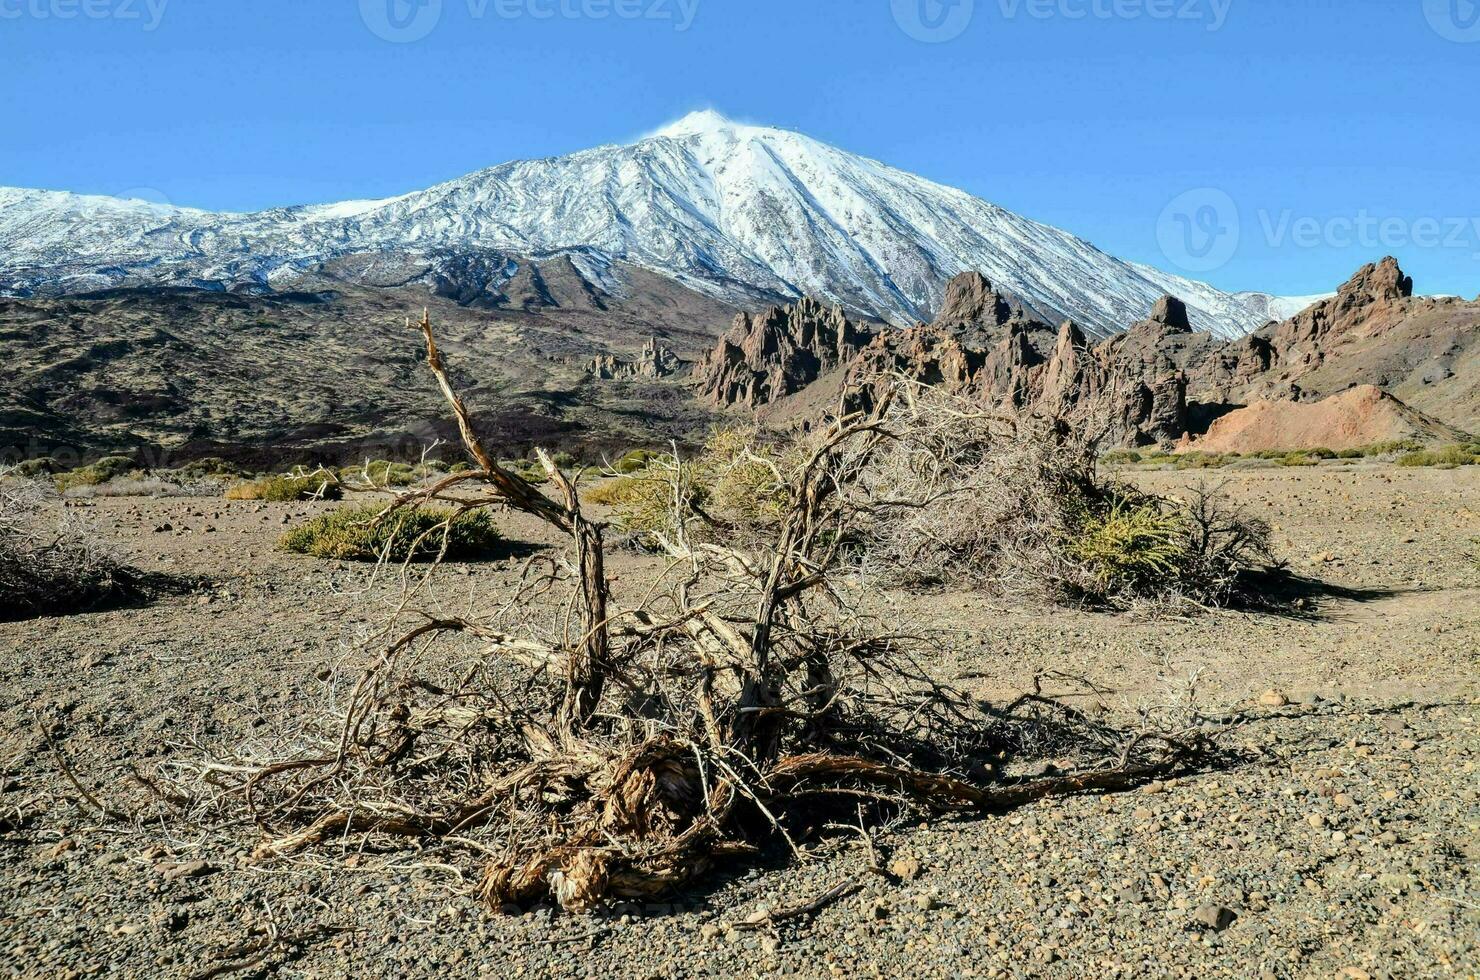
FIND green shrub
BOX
[1305,447,1338,460]
[613,449,659,474]
[227,472,342,502]
[1275,452,1319,467]
[586,428,791,542]
[279,504,500,562]
[1397,445,1479,468]
[1335,449,1363,459]
[582,473,675,531]
[11,457,64,478]
[340,460,418,487]
[1174,452,1234,470]
[1100,450,1142,466]
[1357,439,1425,457]
[55,456,137,491]
[1067,499,1189,592]
[169,457,243,479]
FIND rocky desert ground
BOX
[1,459,1476,979]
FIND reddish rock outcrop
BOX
[1189,385,1465,453]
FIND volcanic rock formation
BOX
[698,261,1479,449]
[694,298,875,409]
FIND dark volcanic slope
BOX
[0,259,740,466]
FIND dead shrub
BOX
[849,386,1275,607]
[0,471,143,620]
[159,329,1227,916]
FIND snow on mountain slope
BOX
[0,111,1300,338]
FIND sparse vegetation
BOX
[587,428,791,544]
[1173,452,1236,470]
[279,503,501,562]
[11,457,65,478]
[1396,444,1480,468]
[226,471,343,502]
[53,455,137,491]
[612,448,659,474]
[339,460,419,487]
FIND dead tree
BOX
[172,314,1226,912]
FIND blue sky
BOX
[2,0,1476,297]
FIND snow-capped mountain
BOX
[0,110,1305,338]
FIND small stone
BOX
[889,856,923,882]
[1377,873,1412,893]
[158,860,214,881]
[699,924,721,940]
[1380,717,1409,734]
[1191,905,1237,932]
[1132,807,1154,823]
[1397,739,1419,751]
[865,900,889,921]
[914,894,939,912]
[1306,813,1327,829]
[1259,690,1289,708]
[761,936,780,956]
[744,907,770,926]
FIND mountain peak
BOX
[648,109,743,140]
[1,116,1305,339]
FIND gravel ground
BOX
[1,463,1476,978]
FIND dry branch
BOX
[164,325,1231,914]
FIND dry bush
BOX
[849,386,1275,608]
[158,326,1227,916]
[0,471,142,620]
[64,475,224,499]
